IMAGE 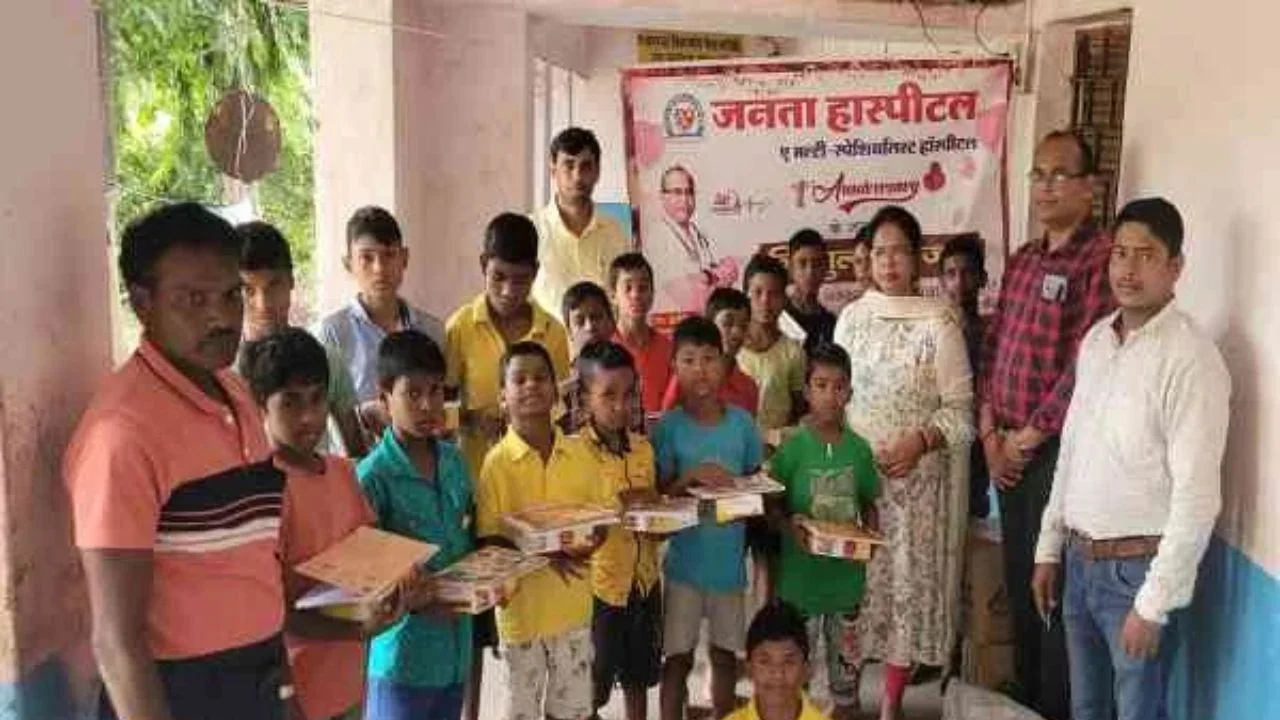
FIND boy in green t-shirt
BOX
[769,343,879,720]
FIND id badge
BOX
[1041,274,1068,302]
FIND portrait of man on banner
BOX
[652,164,739,313]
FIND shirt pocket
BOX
[1102,384,1162,472]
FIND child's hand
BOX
[861,505,881,536]
[618,487,660,506]
[546,552,588,584]
[361,584,408,636]
[684,463,735,490]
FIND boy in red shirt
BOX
[241,328,402,719]
[609,252,673,417]
[662,287,759,415]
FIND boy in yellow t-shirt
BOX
[572,340,661,720]
[739,253,806,431]
[474,341,601,720]
[724,602,831,720]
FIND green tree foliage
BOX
[106,0,314,278]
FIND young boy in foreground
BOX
[573,341,662,720]
[656,317,764,720]
[609,252,673,416]
[782,229,837,354]
[240,328,385,720]
[560,281,644,434]
[475,341,602,720]
[772,344,880,720]
[236,220,365,456]
[724,602,832,720]
[661,287,760,415]
[359,331,476,720]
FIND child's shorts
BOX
[662,580,745,656]
[364,678,465,720]
[591,587,662,708]
[504,625,593,720]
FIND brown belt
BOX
[1068,529,1161,560]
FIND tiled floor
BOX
[478,650,945,720]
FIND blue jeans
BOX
[365,678,465,720]
[1063,541,1172,720]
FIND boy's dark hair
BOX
[1115,197,1184,257]
[237,221,293,273]
[1042,129,1097,176]
[787,228,826,256]
[608,252,654,289]
[742,253,789,292]
[672,315,723,356]
[939,233,988,285]
[850,223,873,250]
[561,281,614,326]
[805,342,852,384]
[377,330,447,392]
[704,287,750,321]
[500,340,558,386]
[746,601,810,660]
[483,213,540,267]
[240,327,330,404]
[119,202,240,289]
[549,126,602,162]
[346,206,403,251]
[866,205,924,255]
[576,340,637,391]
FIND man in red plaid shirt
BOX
[978,131,1115,720]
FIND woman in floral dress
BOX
[833,206,973,720]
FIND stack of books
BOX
[687,472,786,523]
[621,495,700,534]
[795,517,884,561]
[502,503,619,554]
[294,526,438,622]
[431,547,549,614]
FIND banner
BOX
[621,58,1012,322]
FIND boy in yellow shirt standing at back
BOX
[445,212,572,720]
[571,340,662,720]
[475,342,601,720]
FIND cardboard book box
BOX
[431,547,549,614]
[686,473,786,523]
[294,526,438,622]
[501,503,619,554]
[621,496,700,534]
[796,517,885,561]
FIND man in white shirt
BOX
[1032,198,1230,720]
[530,127,630,315]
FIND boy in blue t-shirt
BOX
[655,316,764,720]
[358,331,474,720]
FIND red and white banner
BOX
[621,58,1012,322]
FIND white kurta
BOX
[833,290,974,666]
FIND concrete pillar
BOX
[311,0,399,315]
[0,2,112,718]
[312,0,533,320]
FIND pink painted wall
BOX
[0,0,109,705]
[1116,0,1279,574]
[393,1,533,318]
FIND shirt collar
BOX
[471,293,555,340]
[376,427,426,478]
[1108,299,1180,344]
[136,339,240,418]
[1036,218,1104,257]
[739,694,823,720]
[498,424,568,462]
[545,197,602,239]
[349,296,408,330]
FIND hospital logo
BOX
[663,93,705,139]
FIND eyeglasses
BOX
[661,188,695,197]
[1028,169,1089,186]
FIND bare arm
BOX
[331,405,369,458]
[81,549,174,720]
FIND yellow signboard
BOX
[636,31,745,63]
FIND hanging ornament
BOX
[205,88,281,183]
